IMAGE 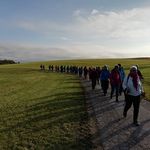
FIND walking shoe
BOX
[133,121,140,126]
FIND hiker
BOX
[67,65,70,73]
[88,67,92,81]
[51,65,54,71]
[79,67,83,77]
[110,65,121,102]
[100,65,110,96]
[118,64,125,95]
[55,65,59,72]
[96,67,101,84]
[90,68,97,90]
[60,65,63,73]
[63,66,66,72]
[83,66,88,79]
[123,66,145,126]
[48,65,51,71]
[40,64,43,70]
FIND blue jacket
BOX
[100,70,110,80]
[119,67,125,82]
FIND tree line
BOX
[0,59,18,65]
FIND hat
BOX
[115,64,119,68]
[104,65,108,70]
[130,66,137,71]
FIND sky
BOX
[0,0,150,62]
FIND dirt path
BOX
[81,78,150,150]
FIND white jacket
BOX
[123,76,143,96]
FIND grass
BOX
[0,58,149,149]
[0,67,91,149]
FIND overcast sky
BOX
[0,0,150,62]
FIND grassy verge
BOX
[0,68,92,149]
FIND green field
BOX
[0,67,91,149]
[0,58,149,149]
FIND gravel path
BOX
[81,78,150,150]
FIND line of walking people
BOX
[98,64,144,126]
[40,63,145,126]
[83,64,124,101]
[99,64,125,102]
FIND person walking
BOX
[96,67,101,84]
[110,65,121,102]
[90,68,97,90]
[118,64,125,95]
[123,66,144,126]
[100,65,110,96]
[83,66,88,79]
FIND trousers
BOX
[124,95,141,123]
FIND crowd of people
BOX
[40,63,145,126]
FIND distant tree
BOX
[0,59,16,65]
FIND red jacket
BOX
[110,69,121,85]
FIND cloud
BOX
[0,41,149,62]
[14,7,150,40]
[71,7,150,39]
[73,10,81,16]
[91,9,99,15]
[1,6,150,61]
[64,42,150,58]
[60,36,71,41]
[16,20,69,36]
[0,43,78,62]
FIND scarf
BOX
[129,72,138,91]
